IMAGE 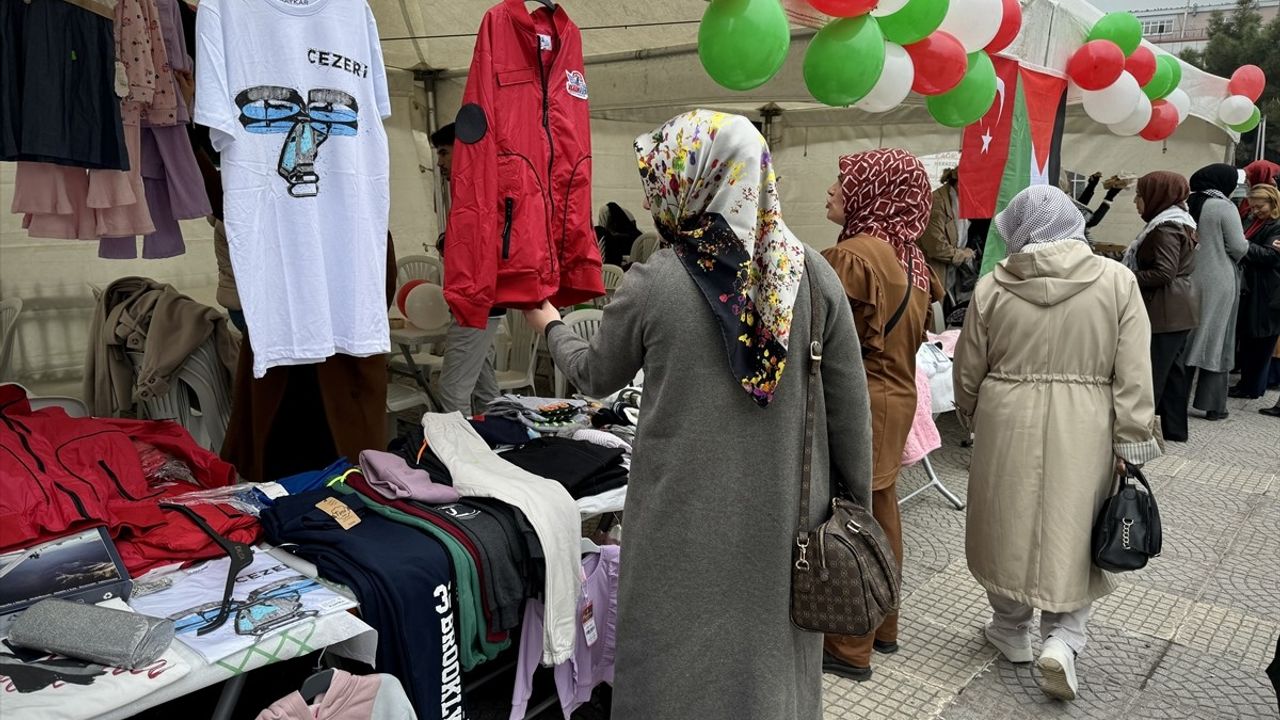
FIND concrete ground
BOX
[824,390,1280,720]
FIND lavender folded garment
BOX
[358,449,462,504]
[100,125,211,259]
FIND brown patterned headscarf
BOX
[1136,171,1190,222]
[836,149,933,292]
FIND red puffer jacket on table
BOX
[444,0,603,328]
[0,383,258,575]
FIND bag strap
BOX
[797,266,823,547]
[884,260,915,337]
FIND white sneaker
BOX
[984,623,1033,663]
[1036,637,1079,701]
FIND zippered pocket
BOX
[501,197,514,260]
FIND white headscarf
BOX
[1123,207,1197,271]
[995,186,1088,254]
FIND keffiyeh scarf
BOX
[634,110,806,407]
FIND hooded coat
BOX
[954,242,1160,611]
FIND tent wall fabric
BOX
[0,0,1237,391]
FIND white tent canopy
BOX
[0,0,1239,389]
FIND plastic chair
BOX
[594,264,624,308]
[554,309,603,398]
[6,382,89,418]
[128,339,233,451]
[396,255,444,288]
[386,383,430,439]
[497,311,539,394]
[629,233,661,264]
[0,297,23,382]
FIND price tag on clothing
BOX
[538,34,553,51]
[315,497,361,530]
[581,601,598,647]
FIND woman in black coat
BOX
[1231,185,1280,400]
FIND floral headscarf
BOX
[836,149,933,292]
[635,110,806,407]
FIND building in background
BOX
[1132,0,1279,54]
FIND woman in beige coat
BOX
[954,186,1162,702]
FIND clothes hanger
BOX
[159,504,255,636]
[580,536,600,554]
[299,668,336,702]
[525,0,556,10]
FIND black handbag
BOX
[1091,463,1163,572]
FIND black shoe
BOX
[1163,435,1188,443]
[822,652,873,682]
[873,640,900,655]
[1228,387,1260,399]
[1205,411,1229,421]
[1260,406,1280,418]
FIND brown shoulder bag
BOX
[790,268,902,636]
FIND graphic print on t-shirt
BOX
[234,86,359,198]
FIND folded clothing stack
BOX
[486,396,589,433]
[499,437,628,500]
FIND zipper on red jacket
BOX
[1,413,46,473]
[535,42,558,274]
[502,198,514,260]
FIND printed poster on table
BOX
[129,553,356,662]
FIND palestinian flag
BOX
[957,57,1067,274]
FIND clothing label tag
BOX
[114,61,129,99]
[538,34,553,51]
[315,497,361,530]
[565,70,588,100]
[581,601,598,647]
[258,482,288,500]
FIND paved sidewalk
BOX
[824,391,1280,720]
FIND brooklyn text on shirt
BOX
[434,583,465,720]
[308,49,370,79]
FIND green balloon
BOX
[1158,54,1182,91]
[698,0,791,91]
[804,16,887,107]
[1087,12,1143,56]
[877,0,948,46]
[927,51,998,128]
[1229,106,1261,133]
[1143,60,1174,100]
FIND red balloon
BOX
[905,32,969,95]
[1125,46,1157,86]
[985,0,1022,53]
[1139,99,1179,141]
[396,279,427,316]
[806,0,878,17]
[1066,40,1126,91]
[1229,65,1266,103]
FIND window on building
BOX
[1141,19,1174,35]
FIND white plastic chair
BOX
[0,297,23,382]
[386,383,430,439]
[594,264,624,308]
[128,340,233,451]
[554,309,603,398]
[396,254,444,288]
[7,382,89,418]
[629,233,661,264]
[497,311,539,394]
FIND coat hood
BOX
[993,241,1105,307]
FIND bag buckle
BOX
[795,534,811,571]
[810,341,822,362]
[845,520,862,534]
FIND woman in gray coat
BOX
[1183,163,1248,419]
[523,110,875,720]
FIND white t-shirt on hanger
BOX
[195,0,392,378]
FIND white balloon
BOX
[1108,93,1152,136]
[937,0,1004,52]
[1081,71,1142,126]
[1218,94,1255,125]
[403,283,449,332]
[856,42,914,113]
[1165,88,1191,124]
[872,0,911,16]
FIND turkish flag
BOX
[958,55,1022,219]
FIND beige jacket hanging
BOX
[953,242,1162,612]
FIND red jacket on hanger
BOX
[444,0,603,328]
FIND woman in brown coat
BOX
[820,149,943,682]
[956,186,1161,701]
[1123,172,1198,442]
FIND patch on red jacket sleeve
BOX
[456,103,487,144]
